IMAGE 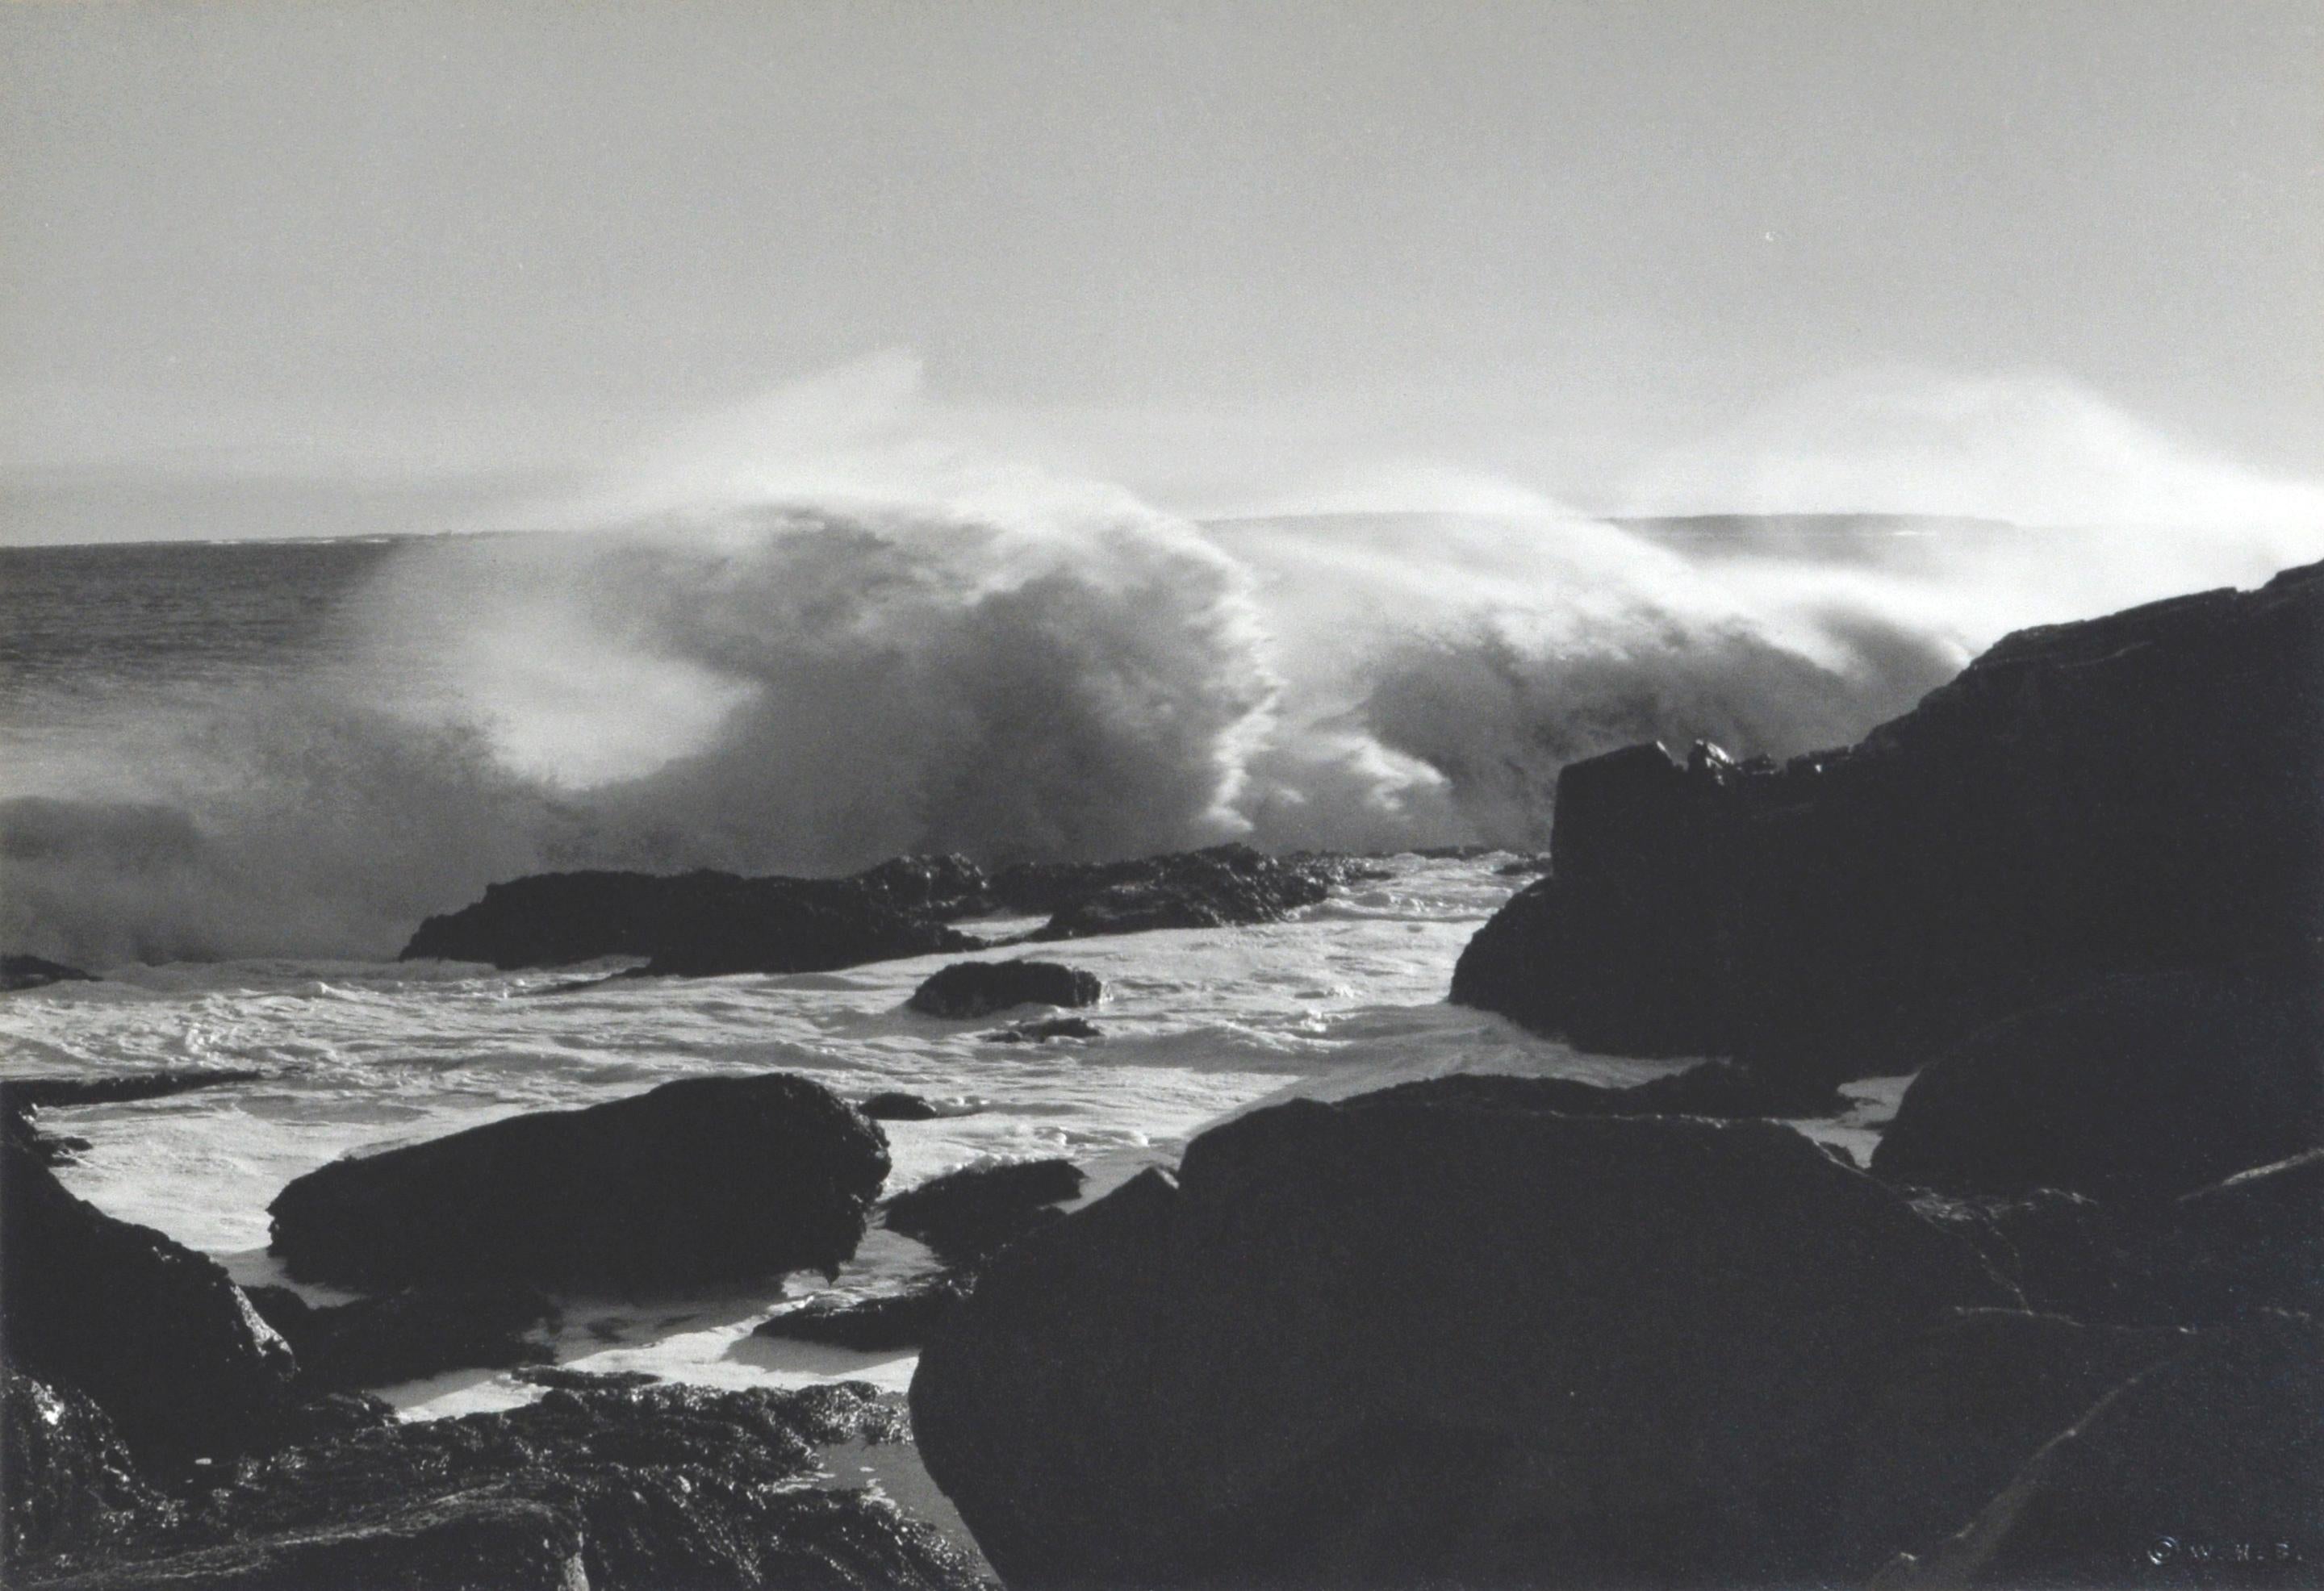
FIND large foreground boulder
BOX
[400,854,987,974]
[1453,562,2324,1078]
[908,960,1101,1019]
[1870,967,2323,1202]
[15,1381,985,1591]
[1875,1315,2323,1589]
[911,1093,2008,1589]
[1,1149,299,1475]
[268,1075,890,1294]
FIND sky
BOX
[3,1,2320,542]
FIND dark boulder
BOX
[511,1367,661,1392]
[910,1097,2008,1589]
[1352,1059,1849,1119]
[2156,1149,2324,1320]
[908,959,1101,1019]
[1833,1309,2196,1575]
[983,1017,1103,1044]
[1453,561,2324,1079]
[860,1092,945,1121]
[15,1381,985,1591]
[754,1275,976,1353]
[2,1148,299,1476]
[0,955,95,992]
[1870,967,2323,1203]
[1875,1314,2324,1589]
[2,1374,164,1569]
[1006,844,1348,939]
[399,854,988,975]
[267,1074,890,1294]
[884,1159,1085,1266]
[241,1284,555,1393]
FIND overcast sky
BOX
[4,2,2319,541]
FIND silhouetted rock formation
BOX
[1,1148,303,1477]
[910,1095,2008,1589]
[754,1275,976,1353]
[13,1381,986,1591]
[884,1159,1085,1266]
[267,1075,889,1293]
[1452,561,2324,1079]
[0,955,94,992]
[908,959,1101,1018]
[400,854,988,973]
[242,1284,556,1393]
[1870,967,2323,1202]
[1874,1314,2323,1589]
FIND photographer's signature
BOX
[2146,1535,2301,1570]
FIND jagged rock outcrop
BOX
[2,1375,164,1571]
[884,1159,1085,1266]
[908,960,1101,1019]
[1870,967,2322,1202]
[15,1381,986,1591]
[400,854,988,974]
[910,1095,2008,1589]
[268,1075,890,1294]
[1452,561,2324,1079]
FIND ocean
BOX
[0,508,2300,1418]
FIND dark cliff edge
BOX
[1452,559,2324,1080]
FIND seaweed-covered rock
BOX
[908,961,1101,1019]
[241,1284,555,1393]
[911,1099,2008,1589]
[16,1381,984,1591]
[884,1159,1085,1266]
[268,1075,890,1293]
[1,1148,299,1476]
[1452,562,2324,1079]
[1870,967,2323,1203]
[400,854,987,975]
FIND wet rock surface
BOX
[2,1374,165,1571]
[911,1096,2008,1589]
[267,1073,891,1293]
[883,1159,1086,1267]
[1452,561,2324,1080]
[17,1381,989,1591]
[908,959,1101,1019]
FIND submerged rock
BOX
[1452,561,2324,1079]
[1870,967,2323,1202]
[15,1381,984,1591]
[982,1017,1103,1045]
[911,1097,2008,1589]
[884,1159,1085,1266]
[0,955,95,992]
[1,1148,300,1476]
[859,1092,946,1121]
[267,1074,890,1294]
[908,959,1101,1019]
[399,854,987,975]
[241,1284,555,1393]
[1008,844,1348,939]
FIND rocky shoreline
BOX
[6,560,2319,1587]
